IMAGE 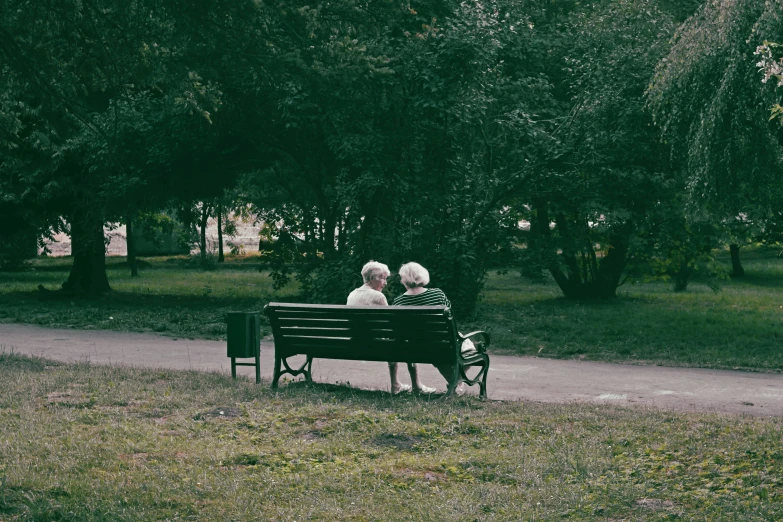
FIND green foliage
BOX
[755,39,783,178]
[296,258,363,305]
[235,0,566,311]
[0,0,277,291]
[0,205,38,271]
[136,213,177,245]
[239,0,695,305]
[519,0,680,298]
[647,0,783,224]
[3,0,772,305]
[755,41,783,127]
[643,217,727,292]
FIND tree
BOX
[240,0,693,306]
[0,0,273,293]
[1,1,179,292]
[238,0,564,312]
[647,0,783,276]
[519,0,680,298]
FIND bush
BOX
[0,224,38,271]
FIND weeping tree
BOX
[647,0,783,278]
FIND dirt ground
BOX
[2,323,782,417]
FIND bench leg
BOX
[446,364,461,397]
[273,354,313,389]
[479,361,488,400]
[452,356,490,399]
[304,356,313,383]
[271,354,282,389]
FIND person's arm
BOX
[441,290,451,308]
[370,289,388,306]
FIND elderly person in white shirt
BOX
[346,260,435,395]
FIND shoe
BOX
[392,383,411,395]
[454,382,467,396]
[414,384,437,394]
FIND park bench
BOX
[263,303,491,398]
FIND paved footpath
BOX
[2,323,783,417]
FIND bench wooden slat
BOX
[278,335,454,348]
[278,336,454,346]
[278,326,450,337]
[277,320,450,333]
[283,348,454,363]
[274,314,449,325]
[280,345,455,363]
[279,327,351,336]
[273,310,448,318]
[268,305,449,320]
[276,316,448,324]
[268,303,448,313]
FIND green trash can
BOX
[226,311,261,382]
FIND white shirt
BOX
[346,286,388,306]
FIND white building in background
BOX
[41,214,264,257]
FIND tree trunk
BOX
[322,212,336,260]
[126,213,138,277]
[357,192,382,261]
[673,258,692,292]
[303,208,318,259]
[199,203,211,265]
[729,243,744,278]
[217,204,224,263]
[592,229,630,297]
[533,202,583,297]
[533,200,630,299]
[337,212,346,253]
[62,212,110,296]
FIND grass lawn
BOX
[476,247,783,372]
[1,248,782,371]
[1,353,781,521]
[0,256,299,340]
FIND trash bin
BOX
[226,311,260,358]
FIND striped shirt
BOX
[392,288,451,308]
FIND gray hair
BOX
[398,262,430,288]
[361,260,390,284]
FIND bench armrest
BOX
[458,330,491,353]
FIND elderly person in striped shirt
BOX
[392,262,452,308]
[346,260,436,395]
[393,262,469,394]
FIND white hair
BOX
[361,260,390,283]
[398,262,429,288]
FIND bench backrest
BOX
[264,302,460,364]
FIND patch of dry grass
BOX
[1,353,781,521]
